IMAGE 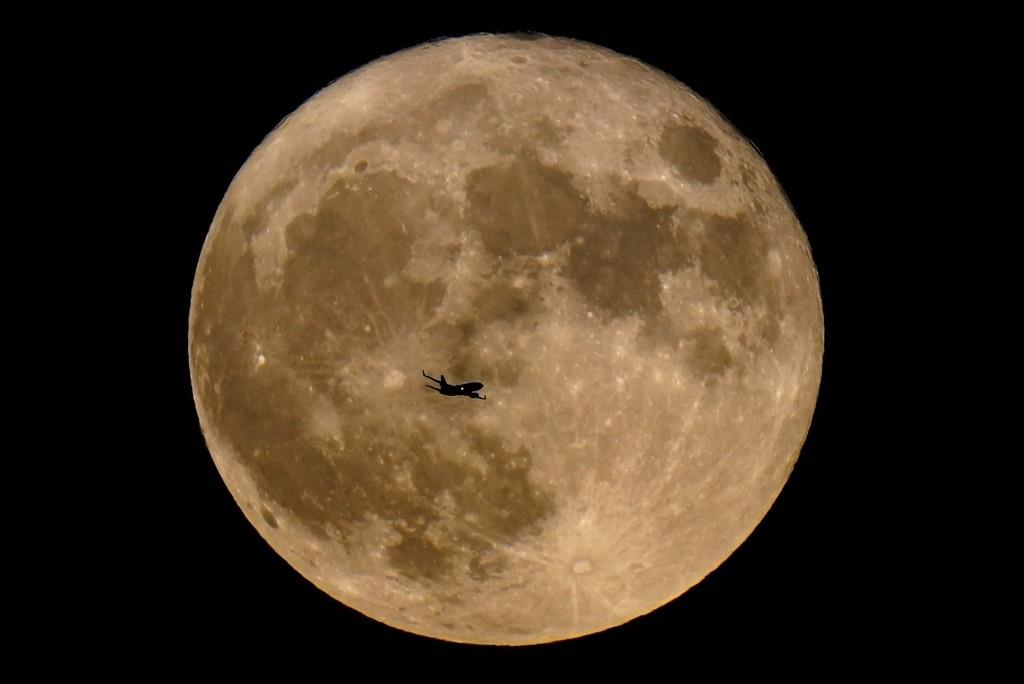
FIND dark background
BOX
[92,11,944,673]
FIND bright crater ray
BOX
[189,34,823,645]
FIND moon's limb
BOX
[189,34,823,645]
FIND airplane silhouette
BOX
[422,370,486,400]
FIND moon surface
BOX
[189,34,823,645]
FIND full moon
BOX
[189,34,823,645]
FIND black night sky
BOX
[84,10,953,674]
